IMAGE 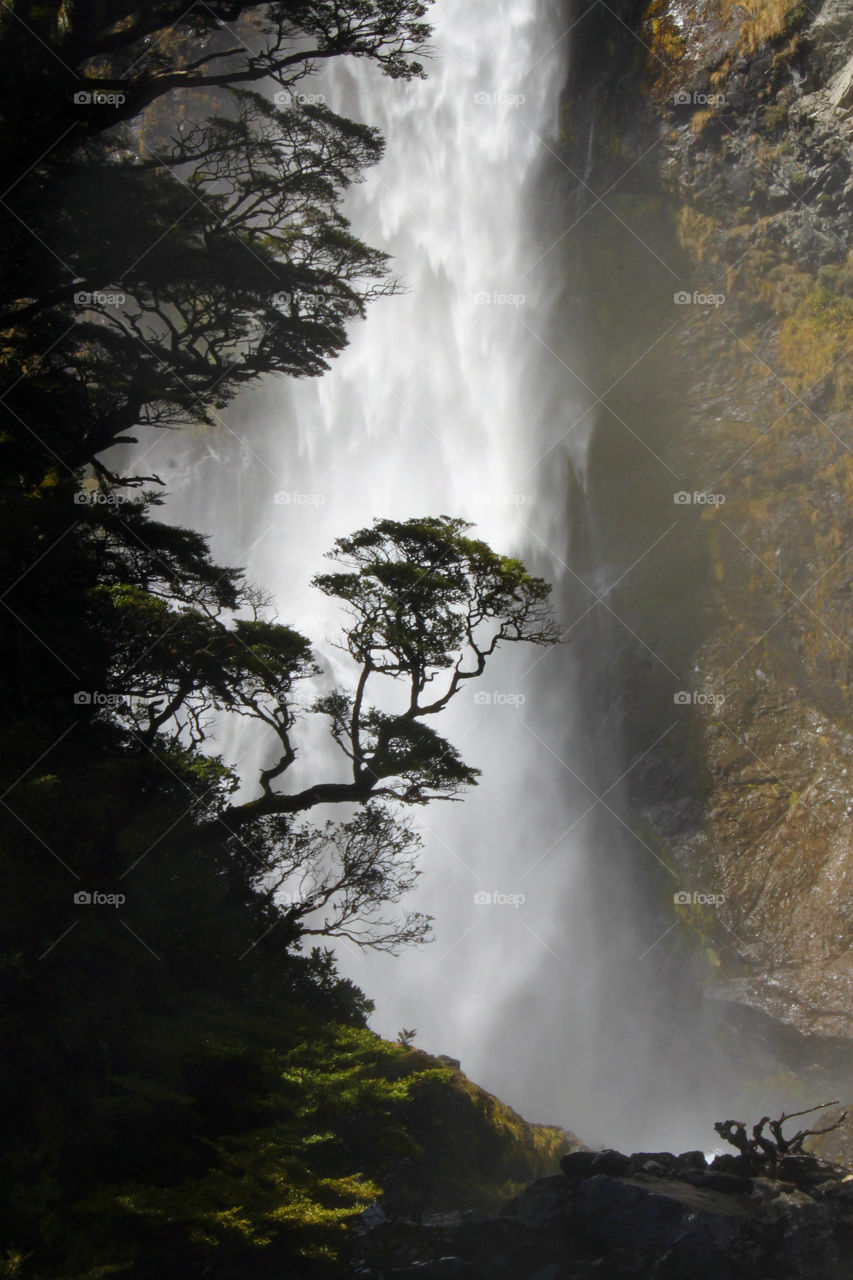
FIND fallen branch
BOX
[715,1102,847,1168]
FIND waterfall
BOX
[131,0,753,1152]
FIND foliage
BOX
[0,3,432,169]
[0,101,394,480]
[246,807,432,953]
[721,0,808,57]
[223,515,559,819]
[3,1001,572,1278]
[0,6,566,1278]
[767,257,853,401]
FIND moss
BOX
[777,280,853,396]
[640,0,687,99]
[763,103,789,131]
[691,108,717,136]
[393,1064,572,1213]
[719,0,809,57]
[726,253,853,404]
[676,205,720,263]
[645,5,687,63]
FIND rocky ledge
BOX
[356,1147,853,1279]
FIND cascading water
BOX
[132,0,757,1151]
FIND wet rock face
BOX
[656,0,853,1061]
[361,1149,853,1279]
[551,0,853,1111]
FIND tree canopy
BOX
[231,515,560,817]
[0,2,432,161]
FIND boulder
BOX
[574,1176,692,1255]
[451,1214,551,1275]
[573,1173,762,1271]
[590,1149,631,1177]
[628,1152,678,1175]
[675,1150,707,1171]
[388,1261,477,1279]
[709,1154,747,1175]
[677,1169,753,1194]
[368,1151,853,1280]
[560,1148,631,1179]
[500,1175,570,1231]
[559,1149,599,1178]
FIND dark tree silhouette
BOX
[75,1,433,126]
[223,515,561,822]
[245,806,431,953]
[0,2,432,166]
[63,507,558,954]
[0,95,394,480]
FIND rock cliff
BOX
[541,0,853,1155]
